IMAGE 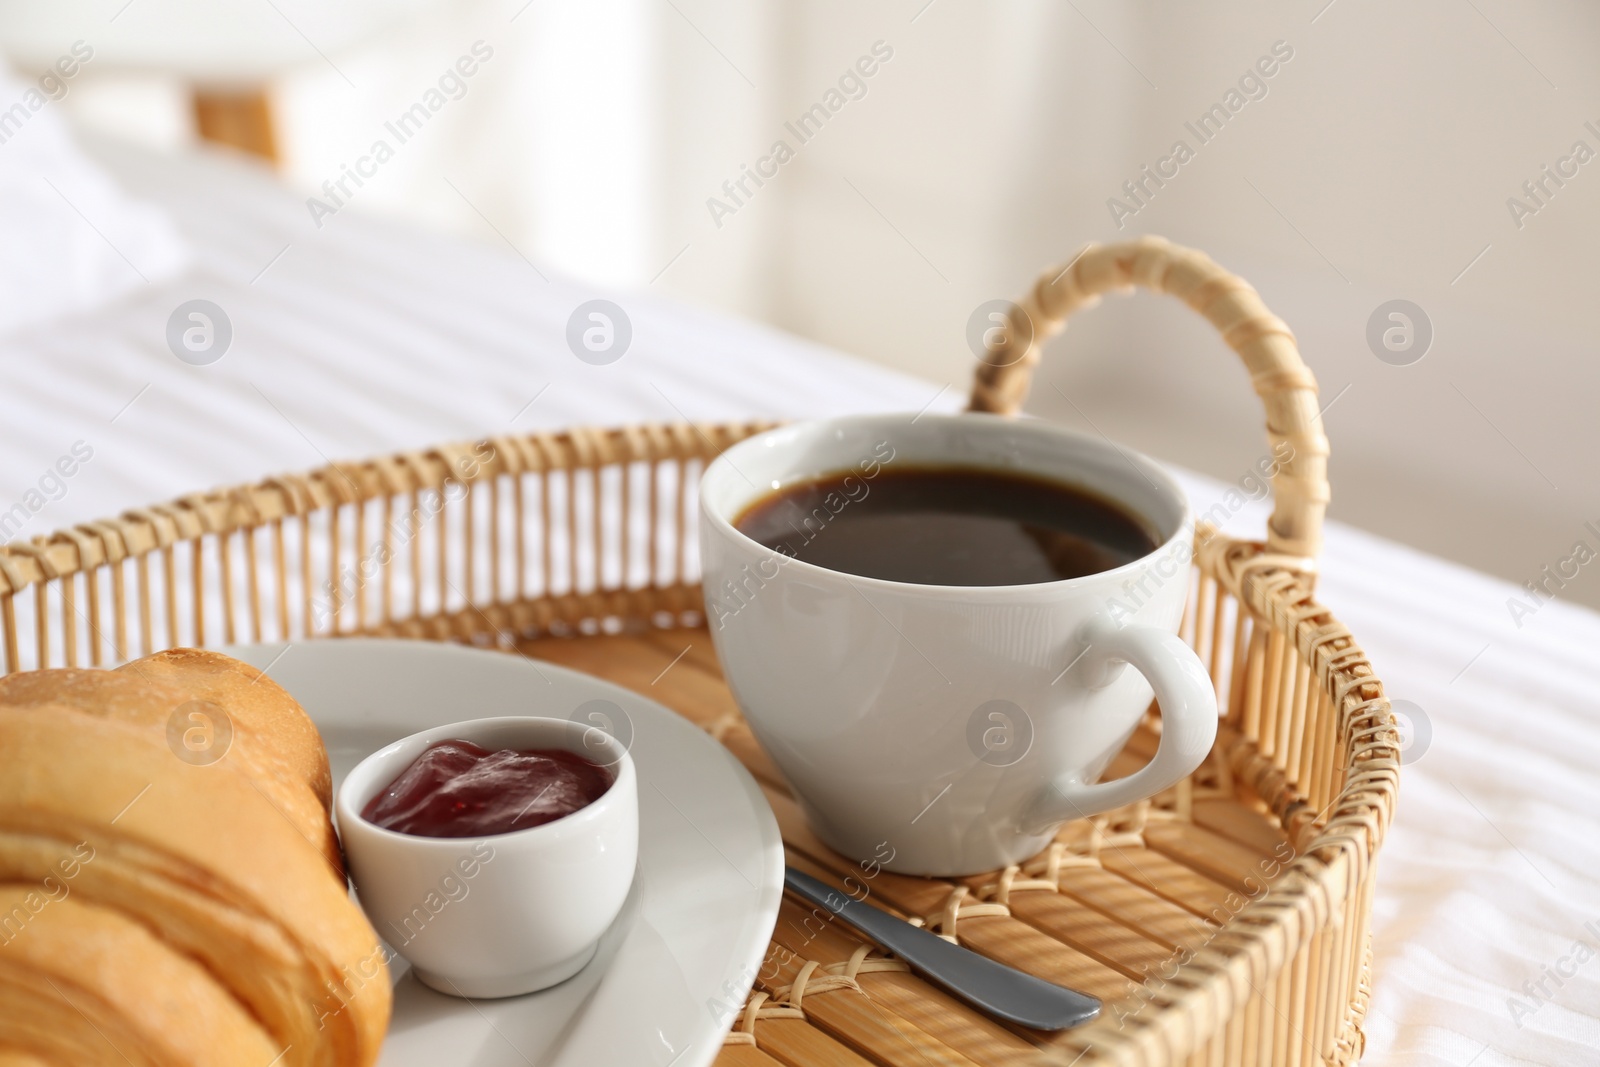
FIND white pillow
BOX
[0,55,188,337]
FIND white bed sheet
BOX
[2,139,1596,1067]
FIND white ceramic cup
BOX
[699,413,1217,876]
[336,716,638,998]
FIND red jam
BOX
[362,739,613,838]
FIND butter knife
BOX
[783,866,1101,1030]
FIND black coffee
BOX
[734,465,1158,586]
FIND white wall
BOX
[677,0,1600,613]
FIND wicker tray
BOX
[0,237,1396,1066]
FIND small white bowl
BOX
[336,716,638,999]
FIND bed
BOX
[2,135,1596,1066]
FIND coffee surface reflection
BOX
[734,465,1158,586]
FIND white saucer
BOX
[226,638,784,1067]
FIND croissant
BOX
[118,648,334,808]
[0,655,391,1067]
[0,651,340,873]
[0,882,279,1065]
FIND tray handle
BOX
[967,235,1330,565]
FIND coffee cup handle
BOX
[1023,621,1218,834]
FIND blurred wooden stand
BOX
[193,90,278,163]
[0,0,436,170]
